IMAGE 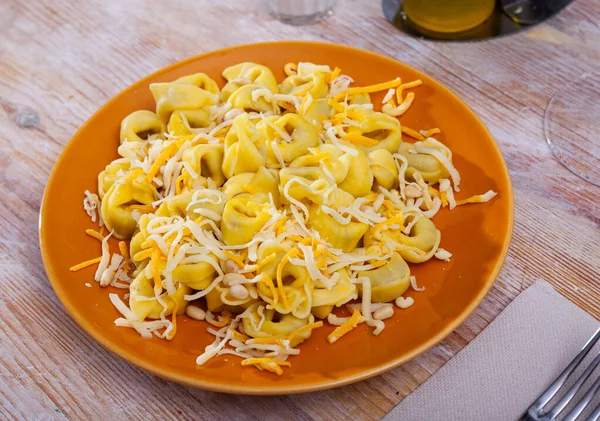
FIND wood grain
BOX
[1,0,599,419]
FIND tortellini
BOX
[181,144,226,188]
[312,269,358,319]
[302,98,331,126]
[101,171,156,239]
[398,138,452,183]
[98,158,130,199]
[368,149,399,190]
[155,190,225,221]
[173,260,216,290]
[344,109,401,154]
[222,166,280,206]
[357,253,410,303]
[222,113,266,178]
[221,194,271,246]
[309,202,368,252]
[312,144,374,197]
[221,62,279,99]
[257,262,313,319]
[242,303,316,347]
[258,113,320,167]
[227,84,276,114]
[129,270,190,320]
[279,166,332,205]
[175,72,220,94]
[205,281,257,312]
[168,110,212,135]
[150,82,217,122]
[280,62,329,99]
[364,215,441,263]
[120,110,166,144]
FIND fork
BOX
[520,328,600,421]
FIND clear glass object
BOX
[403,0,495,33]
[270,0,337,25]
[544,73,600,187]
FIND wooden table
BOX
[1,0,599,419]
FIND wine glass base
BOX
[272,8,334,25]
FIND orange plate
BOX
[40,41,513,394]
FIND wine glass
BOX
[544,73,600,187]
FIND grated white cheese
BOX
[83,190,103,226]
[260,113,292,143]
[410,275,424,292]
[94,230,113,283]
[382,88,395,104]
[271,140,286,168]
[415,146,461,191]
[434,248,452,262]
[196,329,233,365]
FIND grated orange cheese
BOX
[242,358,292,367]
[342,133,378,147]
[271,217,288,236]
[69,256,102,272]
[146,143,176,182]
[299,93,311,113]
[420,128,441,137]
[292,83,313,97]
[328,67,341,83]
[118,240,130,270]
[396,79,422,103]
[175,173,186,195]
[225,250,247,269]
[133,249,153,262]
[241,358,291,375]
[327,99,345,114]
[118,241,129,260]
[151,248,163,294]
[230,329,250,343]
[327,309,361,344]
[334,78,402,101]
[85,229,104,242]
[261,362,283,375]
[260,275,279,307]
[401,126,425,140]
[249,337,286,345]
[256,253,276,270]
[287,321,323,344]
[440,191,449,207]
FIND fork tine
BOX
[530,328,600,412]
[547,351,600,419]
[589,402,600,421]
[562,373,600,421]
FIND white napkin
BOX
[383,280,600,421]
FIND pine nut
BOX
[373,305,394,320]
[186,305,206,321]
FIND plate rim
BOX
[39,40,514,395]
